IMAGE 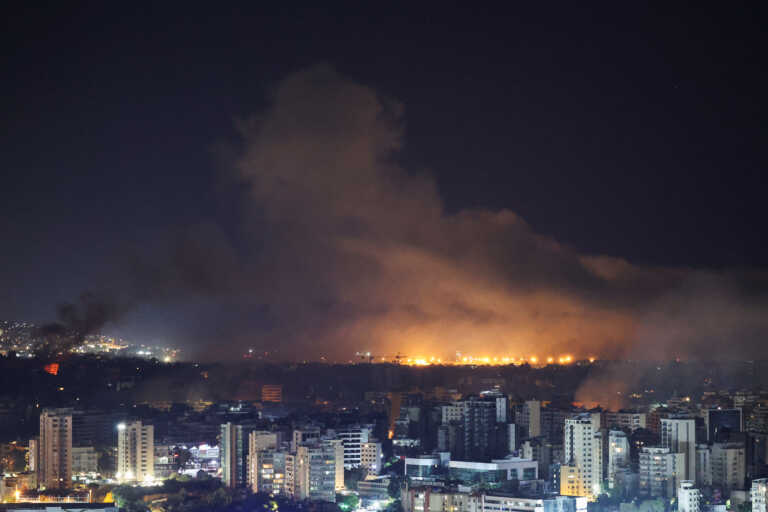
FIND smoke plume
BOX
[80,65,768,361]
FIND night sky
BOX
[3,4,768,360]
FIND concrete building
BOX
[661,418,696,481]
[521,401,542,438]
[249,449,287,494]
[447,457,538,486]
[38,408,73,489]
[28,438,38,474]
[291,428,321,452]
[751,478,768,512]
[638,446,685,498]
[604,411,647,433]
[705,409,742,443]
[116,421,154,483]
[561,414,602,499]
[248,431,278,453]
[481,493,588,512]
[286,441,339,502]
[220,423,245,488]
[361,441,382,476]
[710,442,745,493]
[335,425,373,469]
[480,389,508,423]
[441,403,465,425]
[677,481,701,512]
[463,397,500,460]
[71,446,98,475]
[608,430,629,489]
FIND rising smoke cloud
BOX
[154,63,766,361]
[80,64,768,362]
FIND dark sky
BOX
[2,4,767,360]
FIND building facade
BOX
[220,423,245,488]
[38,408,73,489]
[116,421,154,483]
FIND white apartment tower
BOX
[661,418,696,481]
[117,421,154,483]
[38,408,73,489]
[678,481,701,512]
[335,425,373,469]
[561,414,603,499]
[608,430,629,489]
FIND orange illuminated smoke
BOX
[43,363,59,376]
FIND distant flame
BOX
[43,363,59,376]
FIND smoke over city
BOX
[42,65,768,362]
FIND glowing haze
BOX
[148,64,761,362]
[115,65,768,361]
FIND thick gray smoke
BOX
[64,65,768,361]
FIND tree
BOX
[336,493,360,511]
[388,476,404,500]
[344,467,366,491]
[172,446,192,471]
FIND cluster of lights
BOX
[391,354,594,366]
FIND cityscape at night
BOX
[2,4,768,512]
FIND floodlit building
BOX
[677,481,701,512]
[561,414,602,499]
[38,408,73,489]
[116,421,154,483]
[608,430,629,489]
[220,423,245,488]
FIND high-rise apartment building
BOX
[608,430,629,489]
[38,408,73,489]
[335,425,373,469]
[638,446,685,498]
[249,449,287,494]
[361,441,382,476]
[661,418,696,481]
[561,414,603,499]
[116,421,154,483]
[220,423,246,488]
[463,397,499,461]
[710,442,745,493]
[286,440,339,502]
